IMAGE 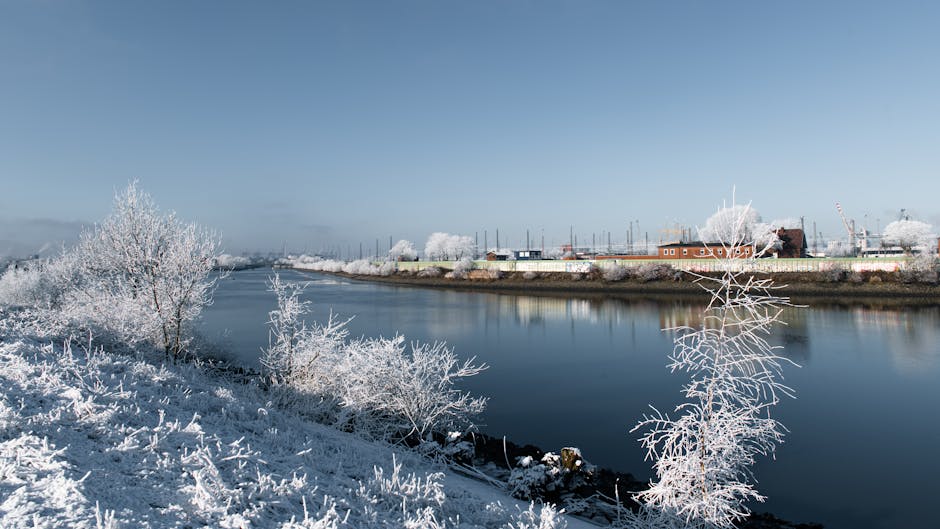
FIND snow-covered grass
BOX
[0,307,575,529]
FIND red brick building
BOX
[657,242,754,259]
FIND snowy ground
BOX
[0,308,597,529]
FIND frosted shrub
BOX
[523,271,539,281]
[900,256,939,284]
[601,263,629,282]
[326,336,487,440]
[0,253,80,310]
[264,275,487,442]
[486,267,504,280]
[417,267,443,278]
[343,259,379,275]
[0,266,46,307]
[822,263,847,283]
[635,263,674,282]
[378,261,397,276]
[630,200,798,528]
[451,257,475,279]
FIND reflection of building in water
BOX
[481,294,668,330]
[658,303,811,363]
[849,307,940,374]
[489,295,606,325]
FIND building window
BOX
[699,248,705,256]
[682,249,688,256]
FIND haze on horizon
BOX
[3,1,940,258]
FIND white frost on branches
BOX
[424,233,475,261]
[883,219,935,254]
[631,200,798,528]
[0,182,220,361]
[263,274,487,441]
[389,240,418,261]
[72,182,220,360]
[697,205,761,246]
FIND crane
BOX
[898,209,910,221]
[835,202,858,255]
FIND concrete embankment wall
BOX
[395,257,909,274]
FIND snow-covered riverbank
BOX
[0,308,585,529]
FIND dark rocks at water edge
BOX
[453,432,823,529]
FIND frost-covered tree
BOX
[389,239,417,261]
[883,219,935,255]
[424,233,475,261]
[630,201,797,528]
[697,205,761,246]
[73,182,220,361]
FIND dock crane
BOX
[835,202,857,255]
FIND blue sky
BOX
[2,0,939,256]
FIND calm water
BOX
[201,268,940,529]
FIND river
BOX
[200,268,940,529]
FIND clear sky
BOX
[2,0,939,257]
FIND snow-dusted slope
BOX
[0,312,585,529]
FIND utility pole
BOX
[484,230,488,254]
[496,229,500,250]
[526,229,530,251]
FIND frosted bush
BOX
[264,276,487,442]
[378,261,397,276]
[417,267,443,279]
[601,263,629,282]
[0,254,80,310]
[0,266,46,307]
[325,336,488,440]
[822,263,847,283]
[451,257,475,279]
[900,256,939,284]
[635,263,674,282]
[343,259,379,275]
[523,271,539,281]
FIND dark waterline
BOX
[201,268,940,529]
